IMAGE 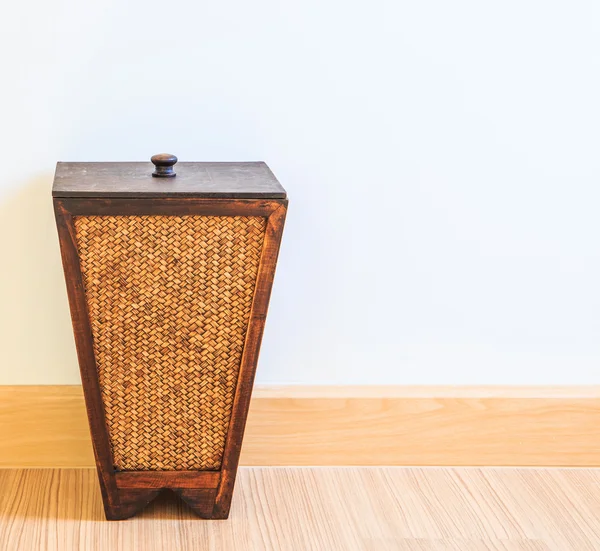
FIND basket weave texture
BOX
[74,215,266,471]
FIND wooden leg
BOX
[174,489,222,519]
[212,473,236,519]
[104,488,162,521]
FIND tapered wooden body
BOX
[53,161,287,520]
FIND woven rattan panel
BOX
[74,215,266,471]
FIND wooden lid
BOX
[52,160,287,199]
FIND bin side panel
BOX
[74,215,266,472]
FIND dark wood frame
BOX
[54,197,287,520]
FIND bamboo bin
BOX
[53,155,287,520]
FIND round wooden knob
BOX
[151,153,178,178]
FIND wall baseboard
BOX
[1,385,599,468]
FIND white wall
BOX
[1,0,599,385]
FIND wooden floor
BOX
[1,468,600,550]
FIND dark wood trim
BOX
[54,196,288,520]
[57,197,282,217]
[115,471,221,489]
[53,200,119,519]
[213,202,288,518]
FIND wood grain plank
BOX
[1,467,598,550]
[1,385,600,468]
